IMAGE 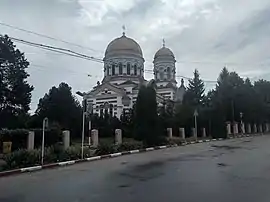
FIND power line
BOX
[0,21,104,54]
[29,63,102,78]
[144,69,217,83]
[10,36,103,63]
[175,60,270,67]
[2,22,270,68]
[0,36,256,84]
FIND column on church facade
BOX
[123,63,127,74]
[131,65,134,75]
[115,63,119,75]
[108,66,112,75]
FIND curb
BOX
[0,133,266,177]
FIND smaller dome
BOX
[154,47,175,60]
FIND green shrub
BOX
[117,141,143,152]
[33,128,62,148]
[95,143,117,155]
[0,129,28,151]
[0,128,62,152]
[1,145,94,170]
[168,137,183,145]
[3,149,40,170]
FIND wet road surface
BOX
[1,136,270,202]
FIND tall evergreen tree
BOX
[0,35,33,128]
[134,83,161,146]
[184,69,205,106]
[33,82,82,137]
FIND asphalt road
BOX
[1,136,270,202]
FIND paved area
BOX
[1,136,270,202]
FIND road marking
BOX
[86,156,101,161]
[58,160,75,166]
[130,150,140,154]
[110,153,122,157]
[21,166,42,172]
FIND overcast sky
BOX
[1,0,270,113]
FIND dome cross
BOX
[122,25,126,36]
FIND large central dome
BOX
[104,34,143,59]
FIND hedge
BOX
[2,145,93,170]
[0,128,62,152]
[0,129,28,152]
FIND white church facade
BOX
[82,32,186,118]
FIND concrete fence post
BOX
[167,128,173,139]
[259,124,263,133]
[226,122,232,136]
[115,129,122,145]
[27,131,35,150]
[226,122,231,136]
[191,128,196,139]
[91,129,99,147]
[264,123,269,133]
[241,123,245,134]
[233,122,239,134]
[88,121,91,146]
[246,123,251,134]
[253,124,257,133]
[202,128,206,138]
[179,128,185,140]
[62,130,70,149]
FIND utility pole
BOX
[194,109,198,139]
[41,117,48,165]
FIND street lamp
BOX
[41,117,49,165]
[76,91,89,159]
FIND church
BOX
[82,31,186,118]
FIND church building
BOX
[82,31,186,118]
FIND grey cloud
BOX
[2,0,270,112]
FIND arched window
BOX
[167,67,171,79]
[119,63,123,75]
[127,63,131,75]
[112,64,115,75]
[160,72,164,80]
[134,64,137,75]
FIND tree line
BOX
[1,35,270,144]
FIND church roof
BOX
[119,80,138,86]
[104,34,143,59]
[85,82,125,97]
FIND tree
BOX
[33,82,82,137]
[134,83,162,146]
[0,35,33,128]
[120,107,134,138]
[184,69,205,106]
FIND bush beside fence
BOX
[0,128,62,152]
